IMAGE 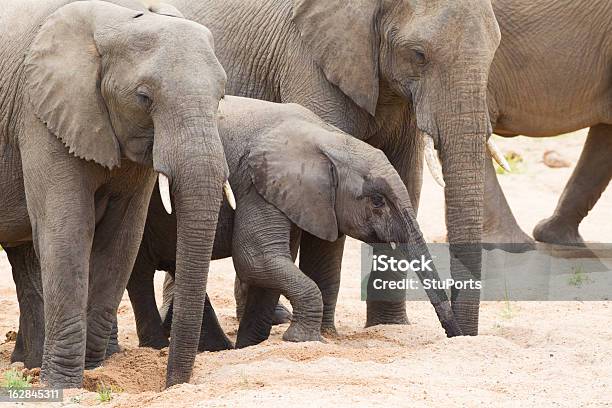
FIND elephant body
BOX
[0,0,228,387]
[483,0,612,245]
[169,0,502,335]
[126,96,461,349]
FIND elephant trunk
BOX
[412,62,489,335]
[389,185,462,337]
[436,72,489,336]
[153,112,227,387]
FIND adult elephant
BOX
[0,0,229,387]
[482,0,612,246]
[170,0,502,335]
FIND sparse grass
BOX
[495,151,524,174]
[501,276,513,319]
[501,301,513,319]
[239,370,250,388]
[568,265,591,287]
[2,369,32,389]
[96,382,122,403]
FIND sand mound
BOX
[83,348,167,393]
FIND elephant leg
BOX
[534,124,612,245]
[105,317,120,358]
[160,273,233,352]
[160,272,174,336]
[85,186,153,369]
[233,277,248,320]
[31,189,95,387]
[233,194,323,345]
[483,154,535,250]
[299,233,344,335]
[234,276,292,325]
[5,243,44,368]
[235,286,281,348]
[198,295,234,352]
[235,248,323,344]
[126,255,169,349]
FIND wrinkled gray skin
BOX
[125,96,461,348]
[484,0,612,246]
[170,0,501,336]
[0,0,227,388]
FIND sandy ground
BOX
[1,131,611,407]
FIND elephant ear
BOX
[23,1,132,169]
[247,127,339,242]
[292,0,380,116]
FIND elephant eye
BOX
[371,194,386,209]
[411,49,427,66]
[136,91,152,108]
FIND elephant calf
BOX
[126,96,462,349]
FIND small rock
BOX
[5,330,17,342]
[543,150,571,168]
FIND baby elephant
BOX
[126,95,461,349]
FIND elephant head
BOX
[292,0,502,334]
[247,121,462,337]
[24,1,229,386]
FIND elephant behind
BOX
[482,0,612,246]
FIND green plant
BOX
[495,150,524,174]
[2,369,32,389]
[96,382,121,403]
[568,265,591,287]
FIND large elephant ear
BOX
[292,0,380,116]
[23,1,136,169]
[247,126,339,242]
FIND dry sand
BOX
[1,131,611,407]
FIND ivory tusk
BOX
[224,180,236,210]
[158,173,172,214]
[422,133,445,188]
[487,138,511,172]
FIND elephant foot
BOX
[198,329,234,352]
[199,336,234,352]
[40,361,83,389]
[482,225,535,253]
[104,342,121,359]
[321,324,338,337]
[365,301,409,328]
[9,346,42,369]
[533,216,585,246]
[84,358,104,370]
[282,322,324,343]
[272,303,293,325]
